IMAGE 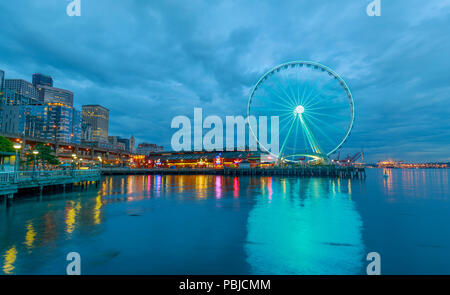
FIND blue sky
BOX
[0,0,449,162]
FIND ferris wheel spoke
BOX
[299,115,322,154]
[302,115,338,147]
[300,120,309,153]
[304,91,347,109]
[251,95,297,113]
[301,80,320,107]
[251,103,294,116]
[283,75,301,106]
[292,114,301,155]
[278,115,297,134]
[303,113,346,134]
[305,110,347,120]
[278,115,298,161]
[258,83,296,109]
[302,78,338,107]
[271,75,298,108]
[307,100,348,112]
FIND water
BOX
[1,168,449,275]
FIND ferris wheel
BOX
[247,61,354,164]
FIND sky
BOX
[0,0,449,162]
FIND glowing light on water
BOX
[24,222,36,251]
[3,246,17,274]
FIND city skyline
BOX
[0,1,449,162]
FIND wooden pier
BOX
[101,166,366,179]
[0,169,101,200]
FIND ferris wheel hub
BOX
[294,105,305,115]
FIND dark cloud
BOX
[0,0,449,162]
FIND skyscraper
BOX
[82,105,109,142]
[37,85,74,107]
[0,104,48,138]
[4,79,40,102]
[0,69,4,91]
[46,104,74,143]
[32,73,53,87]
[71,109,82,145]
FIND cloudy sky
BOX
[0,0,449,162]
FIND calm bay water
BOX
[1,168,449,275]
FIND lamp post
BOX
[32,149,39,177]
[98,156,102,169]
[71,153,77,175]
[13,143,22,182]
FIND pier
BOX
[101,166,366,178]
[0,169,101,200]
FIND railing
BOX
[0,169,101,184]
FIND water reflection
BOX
[24,222,36,251]
[3,246,17,274]
[0,170,449,274]
[245,177,364,274]
[381,168,449,199]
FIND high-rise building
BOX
[81,122,93,142]
[0,69,4,91]
[82,105,109,142]
[32,73,53,87]
[1,88,42,106]
[37,85,73,107]
[4,79,40,102]
[71,109,82,145]
[1,104,48,138]
[46,104,74,143]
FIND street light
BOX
[32,150,39,177]
[13,143,22,180]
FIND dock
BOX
[101,166,366,178]
[0,169,101,200]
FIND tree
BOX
[0,136,14,153]
[35,143,60,168]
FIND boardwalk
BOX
[102,166,366,178]
[0,169,101,199]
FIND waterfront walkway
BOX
[101,166,366,179]
[0,169,101,199]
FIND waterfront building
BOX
[136,143,164,155]
[46,103,74,143]
[81,122,93,142]
[108,136,126,150]
[116,136,135,152]
[1,88,42,106]
[4,79,40,103]
[82,105,109,142]
[0,104,48,138]
[146,150,267,168]
[37,85,73,107]
[71,109,82,145]
[32,73,53,87]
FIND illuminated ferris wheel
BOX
[247,61,354,164]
